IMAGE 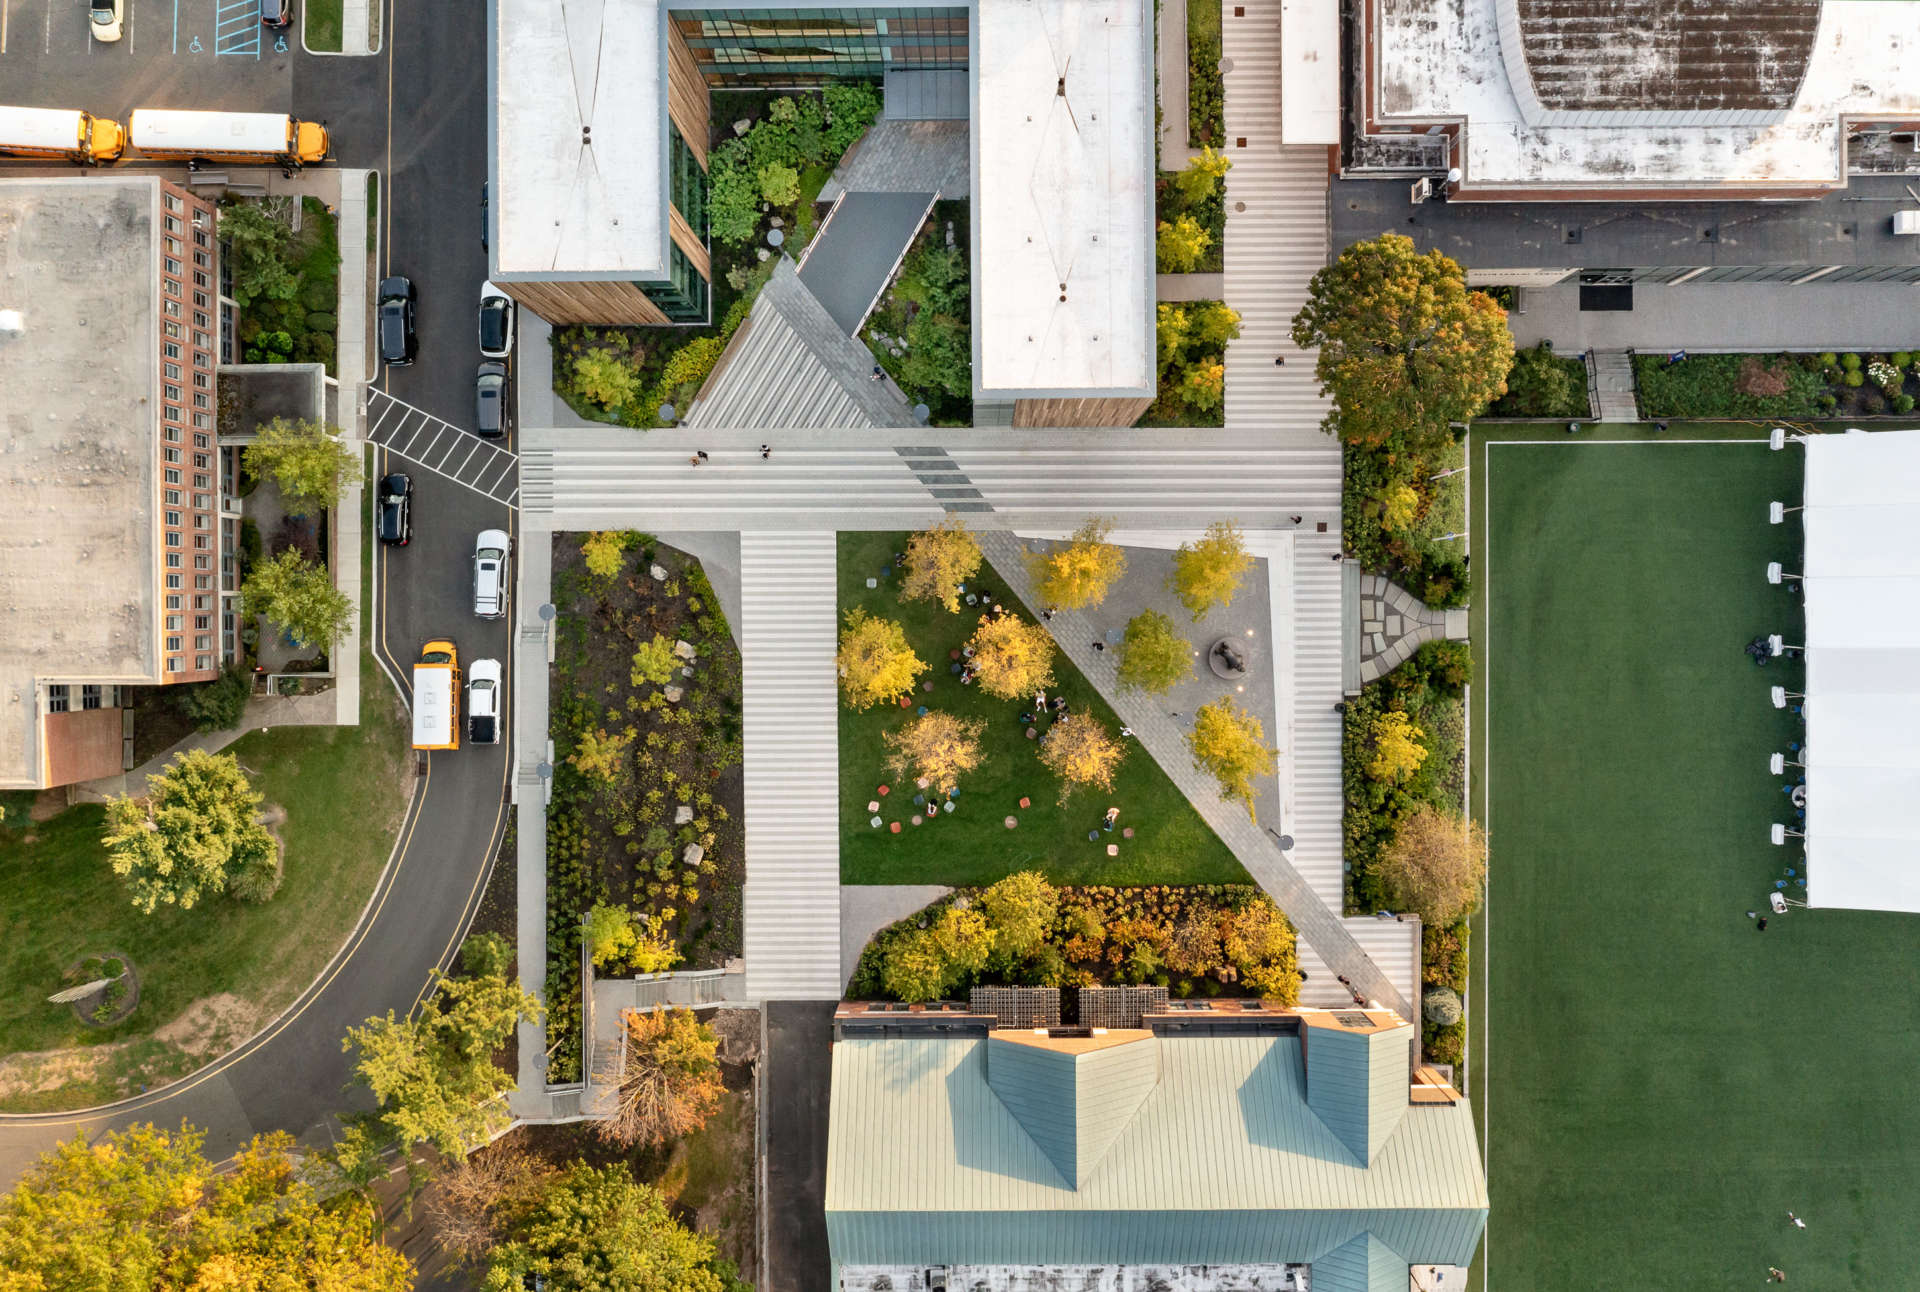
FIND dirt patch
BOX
[28,790,69,822]
[155,993,266,1058]
[0,1043,131,1099]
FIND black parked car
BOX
[475,362,508,438]
[376,473,413,546]
[377,276,416,366]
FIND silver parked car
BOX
[472,529,511,619]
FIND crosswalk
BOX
[364,389,519,508]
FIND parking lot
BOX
[0,0,291,120]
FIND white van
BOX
[473,529,511,619]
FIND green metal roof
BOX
[984,1033,1162,1188]
[1306,1023,1413,1165]
[825,1032,1487,1269]
[1312,1232,1411,1292]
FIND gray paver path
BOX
[839,885,950,987]
[1358,574,1468,685]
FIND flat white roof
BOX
[493,0,666,279]
[1280,0,1341,145]
[1376,0,1920,189]
[973,0,1153,398]
[0,177,161,788]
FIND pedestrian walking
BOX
[1273,356,1285,365]
[696,450,710,461]
[1289,515,1303,525]
[1119,726,1133,739]
[1043,606,1058,621]
[1092,640,1105,652]
[760,443,771,459]
[1757,917,1769,932]
[870,365,885,382]
[1767,1268,1786,1283]
[1330,552,1343,563]
[1788,1212,1805,1229]
[689,455,703,467]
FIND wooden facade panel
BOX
[669,205,711,283]
[499,279,670,327]
[1013,396,1156,428]
[667,22,711,167]
[43,708,124,787]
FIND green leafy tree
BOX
[219,200,297,308]
[899,312,972,399]
[172,666,252,732]
[344,935,544,1159]
[1170,520,1254,619]
[836,608,926,710]
[900,515,983,613]
[0,1124,412,1291]
[241,417,357,516]
[631,633,678,687]
[1191,300,1242,350]
[1187,698,1280,822]
[481,1164,728,1292]
[1291,232,1515,453]
[1026,517,1127,611]
[1117,609,1196,694]
[1156,215,1211,273]
[1157,304,1191,379]
[758,162,801,206]
[881,905,992,1002]
[978,871,1058,963]
[241,548,354,650]
[574,349,642,410]
[1172,145,1232,206]
[103,749,279,914]
[585,901,639,969]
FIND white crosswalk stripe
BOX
[364,389,519,508]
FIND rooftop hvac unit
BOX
[1893,210,1920,236]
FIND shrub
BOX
[1490,342,1585,418]
[1818,351,1838,367]
[1171,146,1232,207]
[1896,394,1916,414]
[1423,985,1463,1026]
[173,666,253,732]
[1425,1019,1466,1067]
[1867,359,1903,394]
[1156,216,1211,273]
[581,530,636,580]
[898,313,971,400]
[1891,351,1913,369]
[1377,804,1489,924]
[574,350,641,410]
[1366,709,1427,783]
[1187,0,1223,146]
[1841,352,1863,370]
[758,162,800,206]
[1633,353,1823,418]
[1735,356,1790,398]
[1844,369,1865,388]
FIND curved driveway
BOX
[0,0,514,1184]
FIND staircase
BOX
[1591,350,1639,422]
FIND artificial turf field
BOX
[1468,427,1920,1288]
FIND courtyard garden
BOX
[848,872,1300,1004]
[0,501,406,1111]
[550,82,882,429]
[837,529,1252,888]
[221,196,341,374]
[1141,300,1240,427]
[1463,425,1920,1285]
[1155,149,1229,276]
[862,201,972,425]
[1633,349,1920,420]
[1486,342,1590,419]
[1186,0,1224,148]
[545,534,745,1082]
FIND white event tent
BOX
[1799,429,1920,911]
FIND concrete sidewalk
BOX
[1511,280,1920,353]
[331,170,373,727]
[72,692,340,802]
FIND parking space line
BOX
[411,424,450,464]
[362,391,519,507]
[368,398,404,439]
[425,434,467,473]
[392,416,431,457]
[45,0,52,55]
[473,456,514,493]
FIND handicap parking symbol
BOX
[274,34,287,51]
[190,35,204,52]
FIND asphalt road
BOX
[0,0,521,1184]
[766,1002,835,1292]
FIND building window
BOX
[164,489,180,505]
[164,383,181,403]
[166,614,183,630]
[164,193,183,213]
[164,299,180,317]
[194,452,210,469]
[193,433,210,449]
[164,256,181,275]
[81,685,102,710]
[163,447,182,463]
[640,244,711,324]
[669,124,710,238]
[164,342,181,359]
[164,277,181,298]
[195,615,211,630]
[193,393,210,410]
[193,472,210,489]
[194,555,211,570]
[196,654,213,671]
[164,215,181,233]
[167,657,181,673]
[46,685,69,713]
[166,530,181,547]
[195,634,211,650]
[194,251,210,269]
[165,411,182,431]
[194,228,209,248]
[166,552,182,568]
[195,351,211,369]
[166,594,182,609]
[165,510,180,527]
[194,535,209,549]
[193,414,211,430]
[166,574,182,589]
[194,574,212,589]
[165,468,181,484]
[193,492,210,509]
[166,636,182,652]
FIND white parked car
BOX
[89,0,124,41]
[478,281,515,358]
[466,658,503,745]
[472,529,511,619]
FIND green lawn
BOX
[304,0,342,51]
[0,484,409,1111]
[838,533,1247,888]
[1469,425,1920,1285]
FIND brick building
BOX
[0,175,226,791]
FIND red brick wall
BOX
[156,182,223,685]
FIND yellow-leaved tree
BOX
[1221,898,1300,1002]
[1291,232,1515,454]
[1377,804,1488,924]
[966,614,1056,700]
[1026,518,1127,611]
[1377,483,1421,533]
[1187,698,1279,821]
[1036,711,1127,804]
[1366,709,1427,783]
[836,608,926,710]
[884,711,986,796]
[601,1007,723,1149]
[581,531,634,580]
[899,516,983,614]
[1169,520,1255,620]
